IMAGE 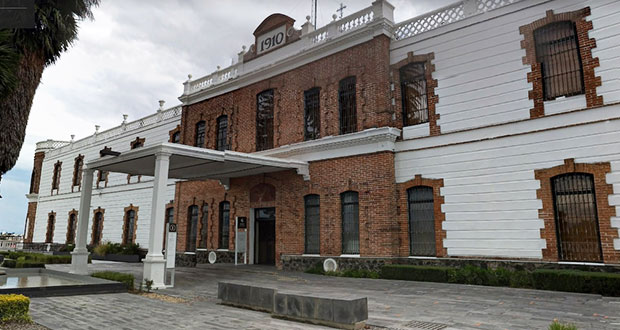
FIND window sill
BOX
[183,252,196,255]
[196,248,208,251]
[339,254,360,258]
[302,254,321,257]
[216,249,229,252]
[408,256,437,259]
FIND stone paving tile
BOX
[35,262,620,330]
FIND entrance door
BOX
[255,208,276,265]
[552,173,603,262]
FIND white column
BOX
[71,168,94,275]
[143,152,170,289]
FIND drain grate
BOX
[400,320,448,330]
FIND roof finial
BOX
[159,100,165,111]
[94,125,100,134]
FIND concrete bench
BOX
[218,282,367,329]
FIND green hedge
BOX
[93,242,141,256]
[533,269,620,296]
[91,271,135,290]
[0,294,31,323]
[381,265,451,283]
[1,259,45,269]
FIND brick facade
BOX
[520,7,603,119]
[25,202,37,243]
[535,158,619,263]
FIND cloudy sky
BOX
[0,0,453,233]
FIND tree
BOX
[0,0,100,182]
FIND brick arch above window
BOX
[534,158,618,263]
[392,52,439,136]
[519,7,602,119]
[397,175,446,257]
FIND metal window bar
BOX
[304,195,320,254]
[551,173,603,262]
[67,214,76,244]
[195,121,206,148]
[534,21,584,101]
[341,191,359,254]
[407,186,436,256]
[46,215,54,243]
[339,77,357,134]
[52,163,61,189]
[73,158,83,186]
[199,203,208,249]
[304,88,321,141]
[216,116,228,151]
[400,62,429,126]
[256,90,274,151]
[124,210,136,245]
[93,212,103,245]
[186,205,198,252]
[219,202,230,249]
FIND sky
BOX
[0,0,454,234]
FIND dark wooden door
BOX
[552,173,603,262]
[255,208,275,265]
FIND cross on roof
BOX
[337,3,346,18]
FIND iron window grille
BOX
[551,173,603,262]
[72,156,83,187]
[166,207,174,224]
[219,202,230,249]
[400,62,429,126]
[338,76,357,134]
[199,203,208,249]
[195,121,206,148]
[67,213,77,244]
[92,212,103,245]
[186,205,198,252]
[216,115,229,151]
[45,214,55,243]
[534,21,584,101]
[123,210,136,245]
[304,88,321,140]
[256,90,274,151]
[341,191,360,254]
[304,194,320,254]
[51,162,61,190]
[407,186,436,256]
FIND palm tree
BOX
[0,0,100,183]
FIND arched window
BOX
[341,191,359,254]
[166,207,174,225]
[407,186,436,256]
[552,173,602,261]
[72,155,84,188]
[92,210,104,246]
[219,201,230,249]
[51,161,62,191]
[171,131,181,143]
[256,90,274,151]
[66,211,77,244]
[534,21,583,100]
[400,62,429,126]
[304,88,320,140]
[46,212,56,243]
[216,115,228,151]
[195,121,206,148]
[304,194,320,254]
[199,203,208,249]
[122,207,137,245]
[186,205,198,252]
[338,76,357,134]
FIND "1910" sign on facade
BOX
[256,25,286,55]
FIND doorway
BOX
[254,207,276,265]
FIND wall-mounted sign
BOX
[168,223,177,233]
[256,25,286,55]
[237,216,247,229]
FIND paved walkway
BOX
[32,261,620,330]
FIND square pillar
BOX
[71,168,94,275]
[143,151,170,289]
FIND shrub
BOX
[305,262,325,275]
[0,294,31,323]
[380,265,451,283]
[58,244,75,252]
[3,252,75,265]
[93,242,141,256]
[549,320,578,330]
[1,259,44,269]
[91,271,135,291]
[532,269,620,296]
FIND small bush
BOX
[91,271,135,291]
[1,259,44,269]
[380,265,451,283]
[533,269,620,296]
[58,244,75,252]
[0,294,31,323]
[549,320,578,330]
[93,242,141,256]
[305,262,325,275]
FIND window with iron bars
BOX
[51,162,61,190]
[186,205,198,252]
[534,21,584,101]
[256,90,274,151]
[195,121,206,148]
[400,62,429,126]
[72,155,83,187]
[219,201,230,249]
[304,88,320,140]
[199,203,208,249]
[338,76,357,134]
[216,115,228,151]
[304,194,320,254]
[123,209,136,245]
[171,131,181,143]
[341,191,359,254]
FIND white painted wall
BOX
[32,110,181,247]
[392,0,620,137]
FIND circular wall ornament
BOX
[208,251,217,264]
[323,258,338,272]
